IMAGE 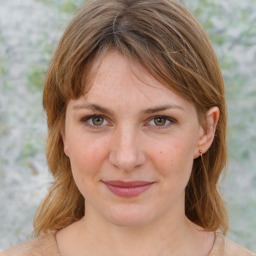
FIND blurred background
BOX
[0,0,255,251]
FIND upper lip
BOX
[102,180,155,187]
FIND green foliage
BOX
[36,0,85,13]
[0,114,9,137]
[60,1,81,13]
[0,32,7,77]
[25,40,56,92]
[0,58,6,77]
[26,63,47,91]
[25,1,84,92]
[22,135,44,158]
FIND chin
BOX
[108,216,153,228]
[103,205,157,228]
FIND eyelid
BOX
[81,114,176,129]
[145,115,176,128]
[81,114,111,129]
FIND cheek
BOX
[150,140,195,179]
[151,141,189,162]
[68,136,109,183]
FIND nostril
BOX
[109,149,146,171]
[108,129,146,170]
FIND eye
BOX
[153,117,168,126]
[82,115,109,128]
[90,116,105,126]
[147,115,175,128]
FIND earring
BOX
[199,150,203,157]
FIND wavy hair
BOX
[33,0,228,236]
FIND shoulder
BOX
[210,232,255,256]
[223,236,255,256]
[0,231,60,256]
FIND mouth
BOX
[102,180,155,198]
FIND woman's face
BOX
[62,50,209,227]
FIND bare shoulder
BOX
[0,231,59,256]
[210,232,255,256]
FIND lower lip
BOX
[103,183,154,197]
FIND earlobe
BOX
[194,106,220,158]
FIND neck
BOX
[56,200,214,256]
[73,204,203,256]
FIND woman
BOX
[2,0,254,255]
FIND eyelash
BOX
[81,115,176,129]
[81,115,110,129]
[145,115,176,129]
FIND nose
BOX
[109,127,146,171]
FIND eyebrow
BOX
[72,103,184,114]
[143,104,185,113]
[73,103,114,115]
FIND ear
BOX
[61,128,70,157]
[194,106,220,158]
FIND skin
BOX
[57,50,219,256]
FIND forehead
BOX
[83,50,193,110]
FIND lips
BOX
[102,180,155,197]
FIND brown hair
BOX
[34,0,228,236]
